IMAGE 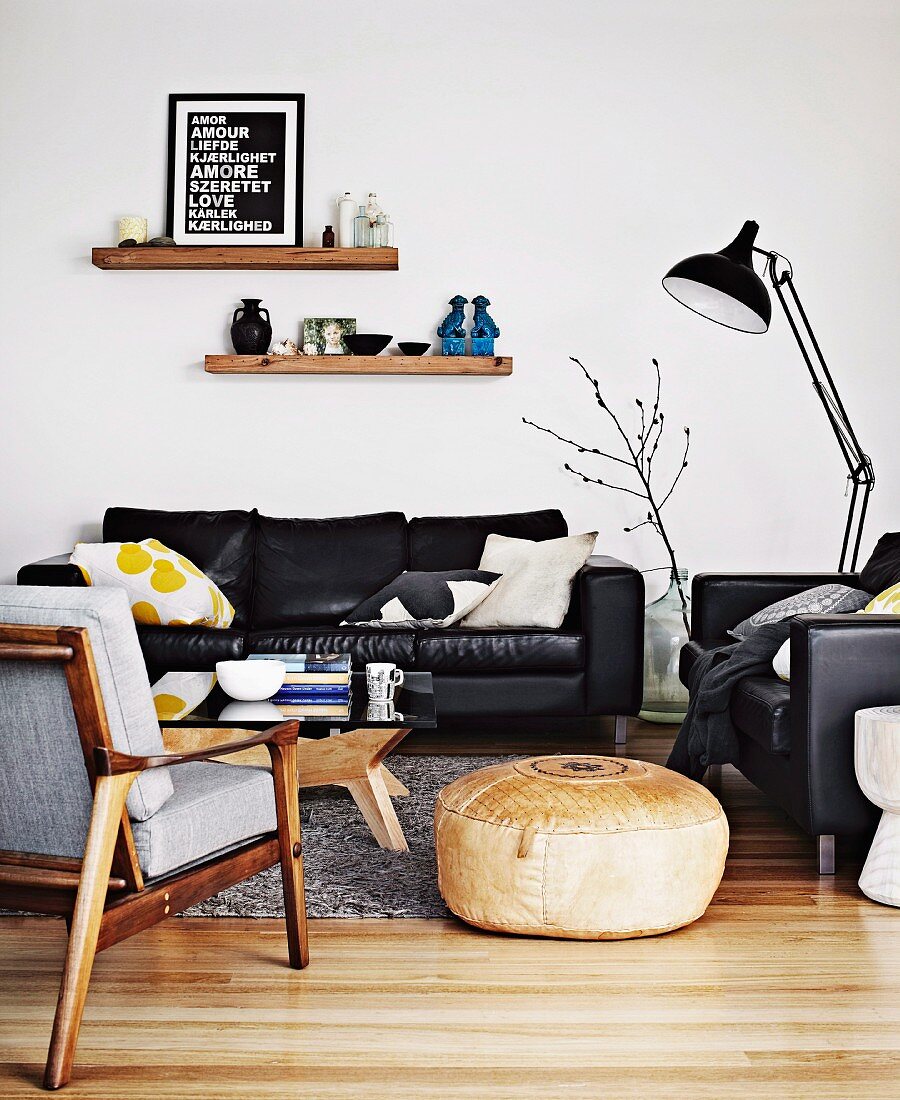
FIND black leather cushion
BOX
[103,507,257,628]
[730,676,792,755]
[408,509,568,571]
[415,629,584,671]
[137,626,245,675]
[248,628,415,667]
[859,531,900,595]
[252,512,408,628]
[679,640,791,755]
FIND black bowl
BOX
[345,333,392,356]
[398,342,431,356]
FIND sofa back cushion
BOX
[252,512,408,628]
[103,507,257,628]
[408,509,568,571]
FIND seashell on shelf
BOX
[271,339,301,356]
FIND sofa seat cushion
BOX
[679,640,792,755]
[103,507,256,628]
[252,511,408,628]
[416,629,585,671]
[408,509,568,571]
[249,628,416,667]
[131,761,275,879]
[137,626,245,675]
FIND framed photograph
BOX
[166,93,304,245]
[303,318,357,356]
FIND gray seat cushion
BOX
[131,761,276,879]
[0,586,173,827]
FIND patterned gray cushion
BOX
[728,584,872,640]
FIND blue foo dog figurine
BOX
[471,294,500,356]
[437,294,468,355]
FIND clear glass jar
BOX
[353,205,370,247]
[372,214,390,247]
[639,568,691,724]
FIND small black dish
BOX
[345,333,392,356]
[398,342,431,356]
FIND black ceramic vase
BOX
[231,299,272,354]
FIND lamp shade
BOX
[662,220,772,333]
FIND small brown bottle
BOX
[322,225,335,248]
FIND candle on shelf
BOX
[118,216,148,244]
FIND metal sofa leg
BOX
[614,715,627,746]
[818,834,836,875]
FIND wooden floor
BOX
[1,720,898,1098]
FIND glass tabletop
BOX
[153,671,436,730]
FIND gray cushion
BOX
[131,761,276,879]
[728,584,871,639]
[0,586,173,834]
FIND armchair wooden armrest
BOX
[94,720,300,776]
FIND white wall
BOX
[1,0,897,596]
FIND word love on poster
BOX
[166,94,305,246]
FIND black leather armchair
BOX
[680,572,900,872]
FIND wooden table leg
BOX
[296,728,412,851]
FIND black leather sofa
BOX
[680,571,900,872]
[18,506,644,727]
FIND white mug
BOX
[366,662,404,701]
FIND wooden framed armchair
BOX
[0,586,309,1091]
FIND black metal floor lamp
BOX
[662,220,875,572]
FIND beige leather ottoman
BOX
[435,755,728,940]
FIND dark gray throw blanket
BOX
[667,621,791,781]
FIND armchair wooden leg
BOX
[268,739,309,970]
[44,772,135,1091]
[615,715,628,746]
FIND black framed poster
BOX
[166,93,304,245]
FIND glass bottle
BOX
[322,224,335,248]
[353,205,370,247]
[639,568,691,724]
[372,214,388,247]
[381,212,395,247]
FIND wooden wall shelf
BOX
[204,355,512,376]
[92,247,398,271]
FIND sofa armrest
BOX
[789,613,900,835]
[575,555,644,715]
[17,554,85,587]
[691,571,861,643]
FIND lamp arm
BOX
[752,246,875,572]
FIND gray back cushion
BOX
[0,587,173,861]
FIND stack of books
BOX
[249,653,351,718]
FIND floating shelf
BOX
[91,246,398,271]
[204,354,512,376]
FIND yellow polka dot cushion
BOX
[69,539,235,628]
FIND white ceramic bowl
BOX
[215,659,285,701]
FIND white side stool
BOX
[855,705,900,907]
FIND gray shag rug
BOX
[183,754,518,919]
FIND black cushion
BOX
[859,531,900,595]
[103,507,257,628]
[137,626,245,677]
[415,629,584,671]
[679,640,791,754]
[408,509,568,571]
[344,570,500,628]
[252,512,408,628]
[730,676,792,755]
[248,628,415,667]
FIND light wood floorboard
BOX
[1,720,897,1098]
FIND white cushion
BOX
[461,532,597,629]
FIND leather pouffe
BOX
[435,755,728,940]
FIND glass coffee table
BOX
[154,671,436,852]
